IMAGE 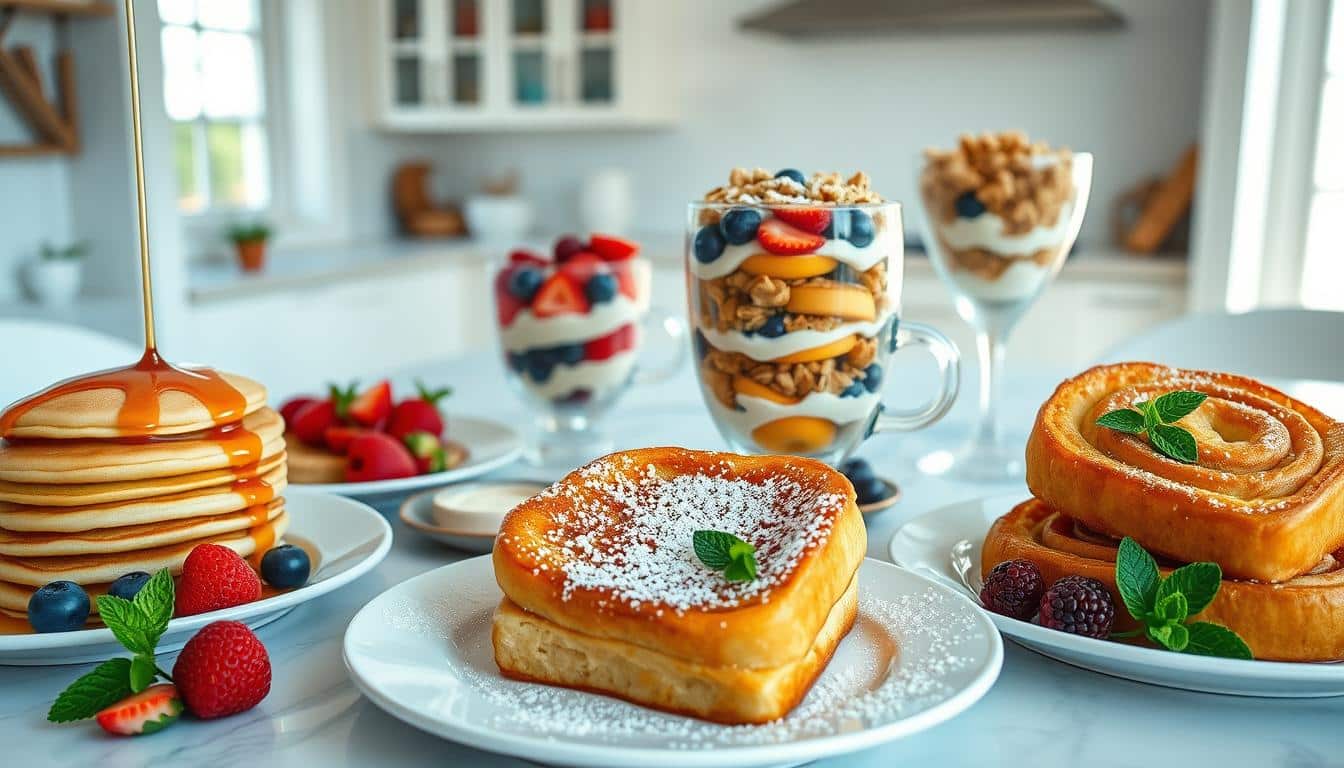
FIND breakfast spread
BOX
[980,362,1344,661]
[919,131,1075,303]
[688,169,900,457]
[279,379,466,484]
[490,447,866,724]
[494,234,651,407]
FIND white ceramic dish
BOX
[398,481,548,553]
[293,415,522,504]
[0,489,392,666]
[343,556,1002,768]
[888,494,1344,698]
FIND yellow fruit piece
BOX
[786,284,876,321]
[732,376,800,406]
[752,417,838,454]
[740,254,839,280]
[772,335,857,364]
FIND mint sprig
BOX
[692,530,758,583]
[47,569,177,722]
[1096,390,1207,464]
[1112,537,1252,659]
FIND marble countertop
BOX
[2,353,1334,768]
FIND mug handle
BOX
[871,320,960,434]
[633,306,688,386]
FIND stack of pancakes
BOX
[0,371,288,625]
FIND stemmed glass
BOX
[914,150,1092,482]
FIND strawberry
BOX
[493,268,526,327]
[560,251,608,284]
[611,262,639,301]
[584,323,637,361]
[173,621,271,719]
[773,207,832,235]
[531,272,590,318]
[403,431,446,473]
[175,543,262,617]
[290,399,337,446]
[277,396,316,427]
[347,380,393,427]
[323,425,367,454]
[345,432,417,482]
[508,248,548,267]
[588,233,639,261]
[95,684,184,736]
[386,381,452,439]
[756,218,826,255]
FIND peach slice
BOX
[739,254,839,280]
[752,417,837,453]
[772,335,858,364]
[732,375,800,405]
[786,284,876,322]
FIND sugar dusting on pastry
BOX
[512,455,845,614]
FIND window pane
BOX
[451,0,478,37]
[1317,77,1344,189]
[161,26,202,120]
[580,47,612,103]
[200,31,262,118]
[395,56,421,104]
[514,51,546,103]
[158,0,195,25]
[173,121,204,212]
[205,120,267,208]
[393,0,419,39]
[580,0,612,31]
[453,53,479,104]
[513,0,544,35]
[1301,192,1344,309]
[197,0,255,31]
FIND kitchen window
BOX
[1301,0,1344,310]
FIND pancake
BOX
[0,407,284,485]
[284,433,347,484]
[0,369,267,439]
[0,451,284,508]
[0,506,288,586]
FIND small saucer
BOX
[399,480,549,553]
[858,477,901,517]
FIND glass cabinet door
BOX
[448,0,482,105]
[510,0,549,104]
[577,0,613,104]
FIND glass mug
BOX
[492,248,685,466]
[686,201,959,465]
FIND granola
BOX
[703,168,884,207]
[700,348,871,406]
[942,241,1063,280]
[698,263,888,334]
[920,131,1073,234]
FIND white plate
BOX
[343,556,1002,768]
[292,416,523,504]
[398,481,549,553]
[888,494,1344,698]
[0,489,392,666]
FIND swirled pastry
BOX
[1026,362,1344,582]
[984,499,1344,661]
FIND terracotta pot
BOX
[235,240,267,272]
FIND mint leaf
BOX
[95,595,157,656]
[129,654,158,693]
[1165,622,1190,651]
[1185,622,1253,659]
[1154,591,1188,623]
[1140,400,1162,431]
[47,658,133,722]
[693,530,740,570]
[1159,561,1221,615]
[1148,624,1174,649]
[1096,409,1145,434]
[723,546,758,582]
[1150,424,1199,463]
[131,569,175,643]
[1153,391,1207,423]
[1115,537,1160,620]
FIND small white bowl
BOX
[463,195,533,242]
[399,480,549,552]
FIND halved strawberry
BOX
[757,218,826,255]
[291,399,338,446]
[509,248,549,267]
[348,380,393,427]
[493,269,526,326]
[323,425,367,454]
[773,207,832,235]
[584,323,637,361]
[560,251,608,284]
[531,273,590,317]
[95,684,184,737]
[589,233,639,261]
[611,262,638,301]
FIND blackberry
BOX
[1038,575,1115,639]
[979,559,1044,620]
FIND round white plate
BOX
[0,489,392,666]
[888,494,1344,698]
[343,556,1002,768]
[398,481,548,553]
[292,416,523,504]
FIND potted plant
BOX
[25,241,86,306]
[227,221,272,272]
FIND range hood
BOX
[739,0,1125,38]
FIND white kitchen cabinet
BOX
[372,0,677,131]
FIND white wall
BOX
[333,0,1210,248]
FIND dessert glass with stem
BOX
[914,149,1093,482]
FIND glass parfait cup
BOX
[687,201,959,465]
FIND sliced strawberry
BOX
[348,380,393,427]
[757,217,826,255]
[560,251,608,284]
[494,269,526,327]
[95,684,183,737]
[291,400,338,446]
[773,207,832,235]
[611,262,639,301]
[531,272,590,317]
[323,425,367,454]
[584,323,637,361]
[345,432,417,482]
[509,248,549,267]
[588,233,639,261]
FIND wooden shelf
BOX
[0,0,114,16]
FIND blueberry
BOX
[954,191,986,219]
[863,363,883,393]
[260,544,311,589]
[556,343,585,365]
[507,267,544,301]
[759,315,786,338]
[526,352,554,383]
[28,581,90,633]
[585,272,618,304]
[507,351,527,372]
[693,225,726,264]
[839,458,875,486]
[107,571,151,601]
[774,168,806,186]
[840,380,865,398]
[847,210,875,248]
[856,476,889,505]
[719,207,762,245]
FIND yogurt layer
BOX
[502,297,642,350]
[519,351,637,401]
[701,311,896,361]
[936,202,1073,257]
[690,229,899,281]
[709,388,881,436]
[947,260,1053,303]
